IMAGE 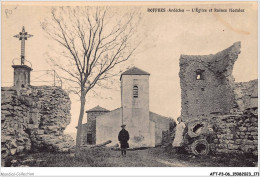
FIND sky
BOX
[1,2,258,137]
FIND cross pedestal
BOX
[12,65,32,89]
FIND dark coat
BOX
[118,129,130,149]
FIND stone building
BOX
[81,67,172,147]
[81,106,109,145]
[179,41,255,121]
[178,42,258,155]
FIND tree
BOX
[41,6,142,156]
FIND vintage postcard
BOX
[1,1,258,176]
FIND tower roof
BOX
[86,105,110,113]
[120,67,150,80]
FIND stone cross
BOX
[13,26,33,65]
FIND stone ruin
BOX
[178,42,258,156]
[1,86,74,158]
[1,64,74,165]
[180,42,241,119]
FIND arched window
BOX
[133,85,138,98]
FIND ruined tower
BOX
[179,42,241,121]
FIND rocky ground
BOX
[3,146,257,167]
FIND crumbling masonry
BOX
[180,42,241,120]
[1,86,74,159]
[1,64,74,161]
[179,42,258,155]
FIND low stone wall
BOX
[1,86,74,159]
[149,112,173,146]
[211,109,258,155]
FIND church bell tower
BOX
[120,67,153,147]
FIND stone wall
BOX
[233,80,258,113]
[183,109,257,156]
[211,79,258,155]
[84,111,109,145]
[210,109,258,155]
[179,42,241,121]
[178,41,258,156]
[181,78,258,156]
[1,86,74,159]
[149,112,172,146]
[96,108,123,146]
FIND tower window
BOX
[195,69,205,80]
[133,85,138,98]
[196,74,201,80]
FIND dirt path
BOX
[101,149,196,167]
[9,147,256,167]
[156,159,190,167]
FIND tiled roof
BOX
[121,67,150,76]
[86,105,110,113]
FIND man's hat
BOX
[121,124,126,127]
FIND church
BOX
[81,67,172,148]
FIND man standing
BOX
[118,124,129,157]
